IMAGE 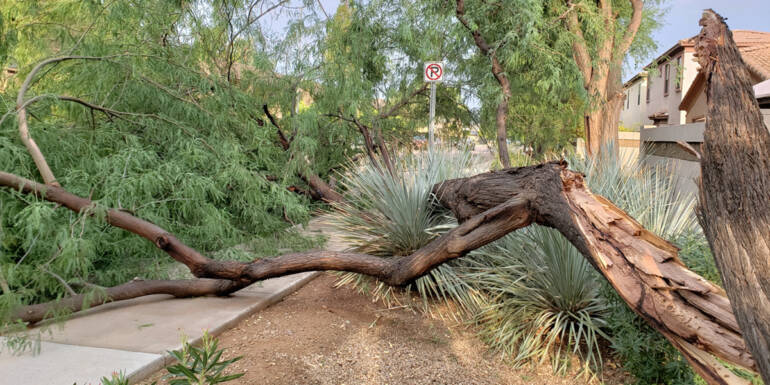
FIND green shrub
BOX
[463,225,608,373]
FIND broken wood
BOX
[695,9,770,384]
[1,161,755,383]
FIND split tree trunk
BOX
[695,10,770,383]
[1,160,755,384]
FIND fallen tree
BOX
[1,9,765,385]
[0,160,756,384]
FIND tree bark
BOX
[695,9,770,383]
[14,278,246,324]
[456,0,511,167]
[1,162,756,383]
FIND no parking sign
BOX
[424,62,444,82]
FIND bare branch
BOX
[15,55,125,186]
[263,104,291,150]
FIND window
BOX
[637,83,641,105]
[675,57,682,91]
[646,79,651,103]
[664,63,670,95]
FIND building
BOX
[620,30,770,130]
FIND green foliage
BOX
[165,331,244,385]
[312,0,475,148]
[0,0,338,323]
[100,371,131,385]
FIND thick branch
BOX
[564,1,592,87]
[14,278,245,325]
[617,0,644,57]
[0,171,531,291]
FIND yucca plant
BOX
[463,225,608,373]
[329,146,486,314]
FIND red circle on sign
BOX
[425,63,442,81]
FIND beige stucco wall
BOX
[643,49,700,126]
[619,77,651,130]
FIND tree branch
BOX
[617,0,644,58]
[377,83,429,120]
[262,104,291,150]
[14,278,246,324]
[455,0,512,167]
[564,1,592,88]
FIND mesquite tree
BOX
[560,0,660,156]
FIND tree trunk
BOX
[495,97,512,168]
[695,9,770,383]
[455,0,511,168]
[566,0,642,157]
[1,162,755,383]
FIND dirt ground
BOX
[142,273,630,385]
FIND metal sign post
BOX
[429,82,436,148]
[424,62,444,150]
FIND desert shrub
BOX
[329,146,486,313]
[463,225,608,373]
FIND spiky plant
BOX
[464,225,608,373]
[329,146,486,313]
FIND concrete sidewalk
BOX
[0,216,343,385]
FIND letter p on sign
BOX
[424,62,444,82]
